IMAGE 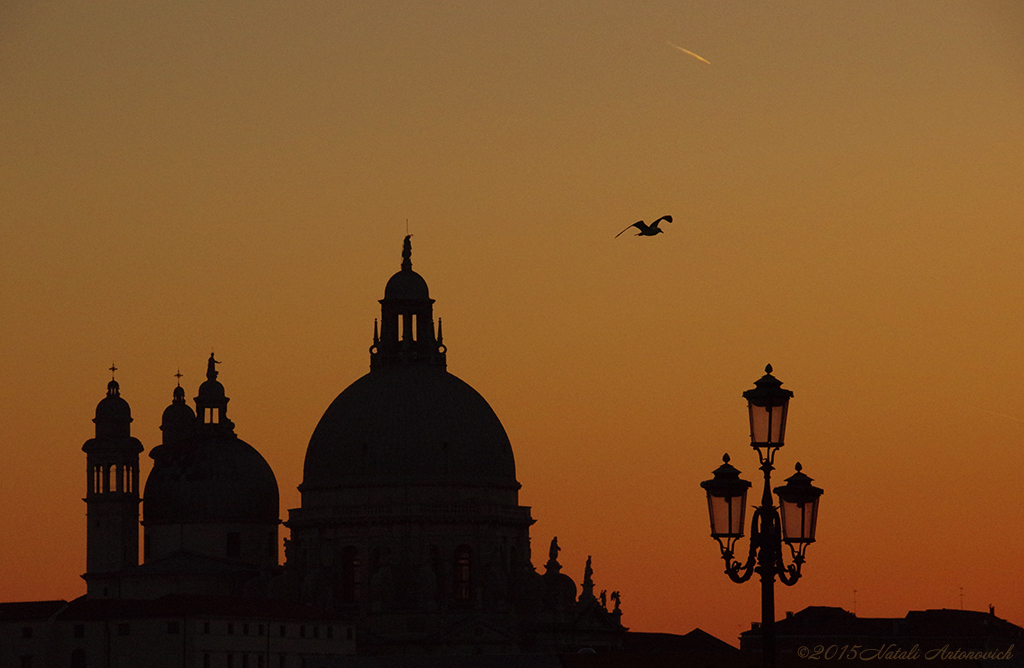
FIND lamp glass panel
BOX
[749,403,788,445]
[730,495,747,535]
[780,499,818,543]
[709,494,746,537]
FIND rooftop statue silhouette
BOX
[206,352,220,380]
[615,214,673,238]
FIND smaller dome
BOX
[161,385,196,446]
[198,378,226,400]
[85,378,143,451]
[384,269,430,301]
[144,435,279,524]
[94,379,132,438]
[544,571,578,608]
[95,380,131,421]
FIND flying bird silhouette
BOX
[615,215,673,238]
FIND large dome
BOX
[302,366,518,491]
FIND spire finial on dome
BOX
[207,352,220,381]
[107,363,120,396]
[401,234,412,271]
[171,369,186,403]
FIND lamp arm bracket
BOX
[724,551,756,583]
[778,548,806,586]
[717,514,759,583]
[778,561,802,586]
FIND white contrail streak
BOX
[976,408,1024,424]
[669,42,711,65]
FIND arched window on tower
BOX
[453,545,472,602]
[342,547,361,603]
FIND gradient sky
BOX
[2,1,1023,645]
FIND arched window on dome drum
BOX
[342,547,361,603]
[453,545,472,602]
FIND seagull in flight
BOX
[615,215,673,238]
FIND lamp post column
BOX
[757,461,778,668]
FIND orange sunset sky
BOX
[2,1,1023,645]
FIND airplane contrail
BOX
[669,42,711,65]
[975,407,1024,424]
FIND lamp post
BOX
[701,365,824,668]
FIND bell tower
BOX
[82,368,144,598]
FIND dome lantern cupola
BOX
[371,236,447,370]
[195,353,234,434]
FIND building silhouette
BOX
[740,606,1023,666]
[1,238,626,666]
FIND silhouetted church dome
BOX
[84,377,143,451]
[160,385,196,445]
[144,435,279,524]
[144,356,279,525]
[383,268,430,301]
[303,366,517,490]
[198,377,226,400]
[95,380,132,427]
[301,236,518,496]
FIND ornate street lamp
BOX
[701,454,752,545]
[774,463,824,557]
[700,365,824,668]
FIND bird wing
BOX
[650,215,673,229]
[614,221,644,238]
